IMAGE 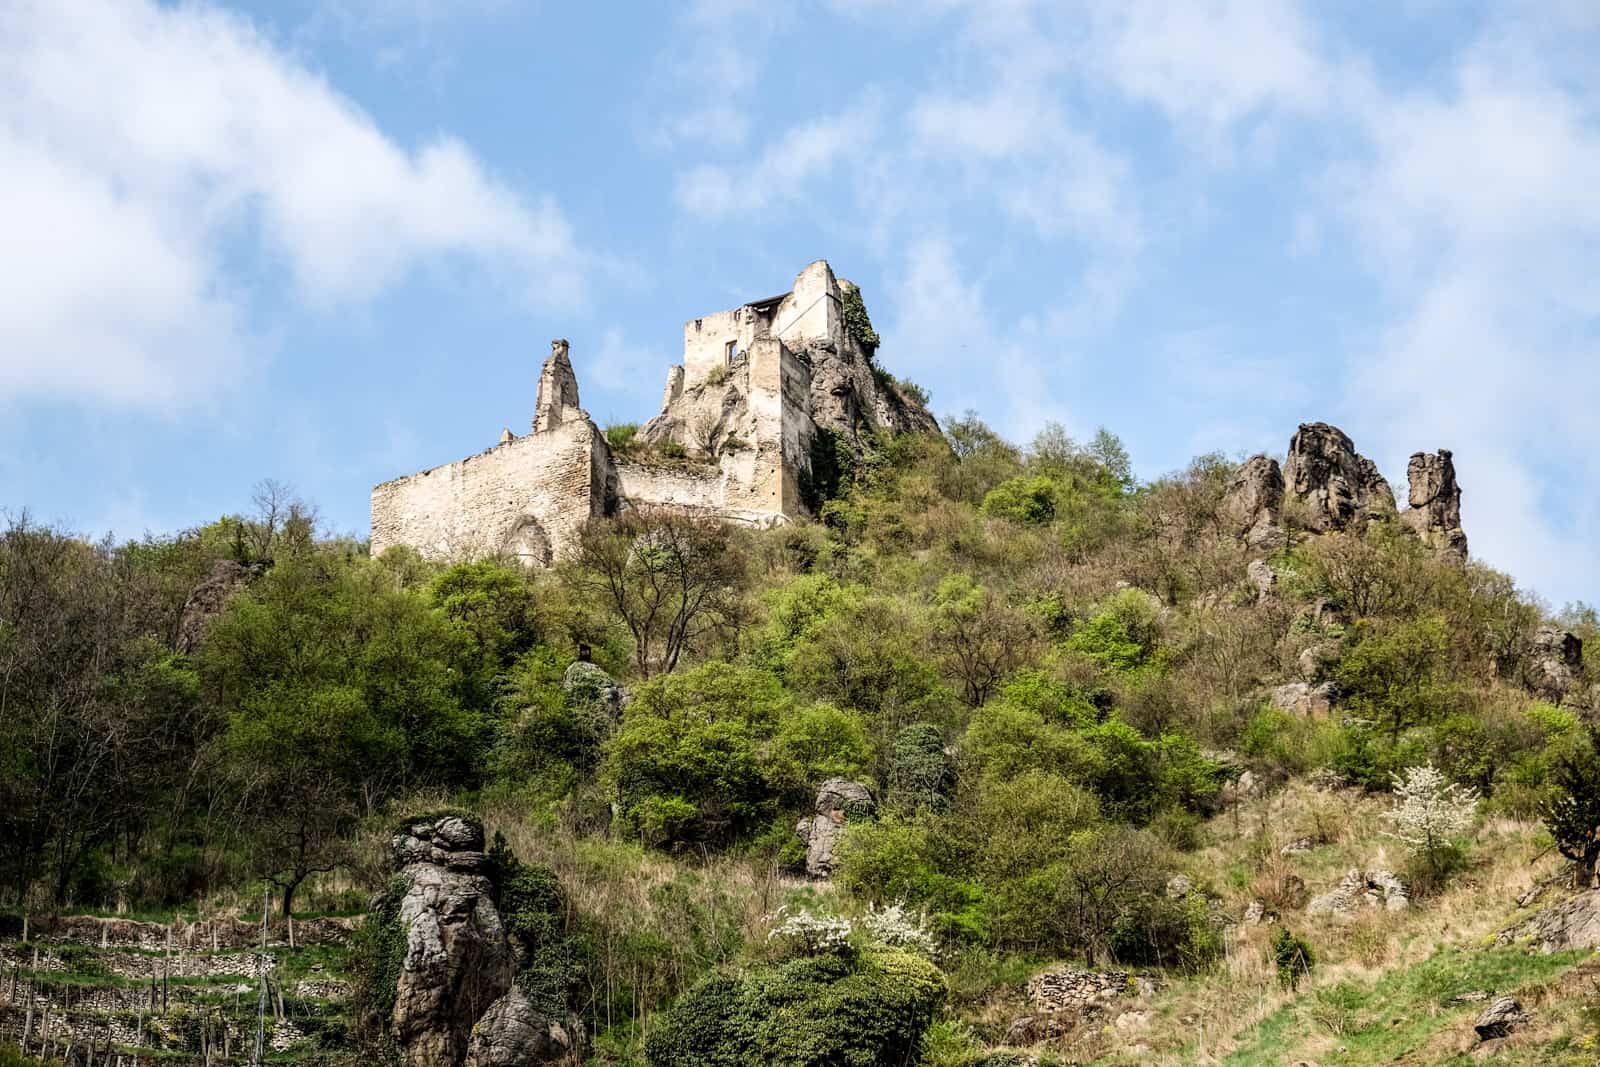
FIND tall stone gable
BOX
[369,260,937,564]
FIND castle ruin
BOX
[370,260,936,563]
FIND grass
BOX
[1215,946,1585,1065]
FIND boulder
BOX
[1473,997,1528,1041]
[795,778,875,878]
[1268,682,1338,718]
[391,816,516,1067]
[175,559,257,653]
[1495,888,1600,952]
[562,661,629,720]
[1283,423,1395,532]
[1297,641,1340,683]
[1222,456,1286,548]
[1307,868,1408,917]
[1400,450,1468,561]
[464,988,585,1067]
[1525,628,1584,704]
[1246,559,1278,600]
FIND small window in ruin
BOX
[725,339,739,365]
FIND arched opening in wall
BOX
[501,515,552,567]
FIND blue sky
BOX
[2,0,1596,607]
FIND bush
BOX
[645,949,945,1067]
[1271,927,1316,989]
[605,422,640,451]
[981,476,1060,525]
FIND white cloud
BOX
[1333,37,1600,602]
[676,102,882,217]
[0,0,583,411]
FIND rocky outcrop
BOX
[391,816,517,1067]
[1496,889,1600,952]
[1474,996,1529,1040]
[1268,681,1339,718]
[795,778,875,878]
[1222,455,1285,548]
[1400,450,1468,561]
[1525,628,1584,704]
[1283,422,1396,532]
[1246,559,1278,600]
[562,661,628,720]
[175,559,257,653]
[464,988,584,1067]
[1307,868,1408,917]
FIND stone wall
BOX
[371,418,610,563]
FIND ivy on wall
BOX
[841,284,880,357]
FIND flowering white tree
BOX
[764,906,853,956]
[861,901,938,957]
[1382,764,1479,869]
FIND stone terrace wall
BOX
[371,418,608,563]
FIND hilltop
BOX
[2,373,1598,1064]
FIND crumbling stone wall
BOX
[371,417,612,563]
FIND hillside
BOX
[2,413,1598,1066]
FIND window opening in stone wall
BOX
[726,339,739,366]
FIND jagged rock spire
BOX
[533,338,582,433]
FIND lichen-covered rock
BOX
[1400,450,1468,561]
[1283,422,1395,532]
[1246,559,1278,600]
[795,777,875,878]
[1222,455,1285,548]
[1496,889,1600,952]
[391,816,516,1067]
[1525,627,1584,704]
[1297,641,1340,683]
[1473,996,1529,1040]
[562,661,628,719]
[1268,681,1338,718]
[1307,868,1408,917]
[175,559,257,653]
[464,988,585,1067]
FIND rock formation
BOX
[175,559,257,653]
[391,816,516,1067]
[389,815,583,1067]
[533,339,583,434]
[1268,682,1338,719]
[1496,889,1600,952]
[1221,455,1285,548]
[562,661,628,720]
[1283,422,1396,532]
[1306,868,1408,917]
[1473,996,1529,1040]
[464,988,584,1067]
[1525,627,1585,704]
[795,777,875,878]
[1400,450,1468,560]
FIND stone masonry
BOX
[371,261,935,564]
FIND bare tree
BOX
[573,509,747,677]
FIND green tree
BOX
[1540,724,1600,886]
[1335,616,1454,743]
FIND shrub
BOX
[888,722,952,814]
[1380,764,1478,883]
[1271,927,1316,989]
[605,422,640,451]
[981,475,1060,525]
[645,949,945,1066]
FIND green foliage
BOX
[1271,927,1316,989]
[1335,615,1454,743]
[604,664,790,848]
[606,422,640,451]
[1065,588,1162,673]
[1540,724,1600,879]
[645,949,944,1066]
[770,704,875,798]
[840,282,881,356]
[888,722,952,814]
[799,427,857,514]
[981,475,1060,525]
